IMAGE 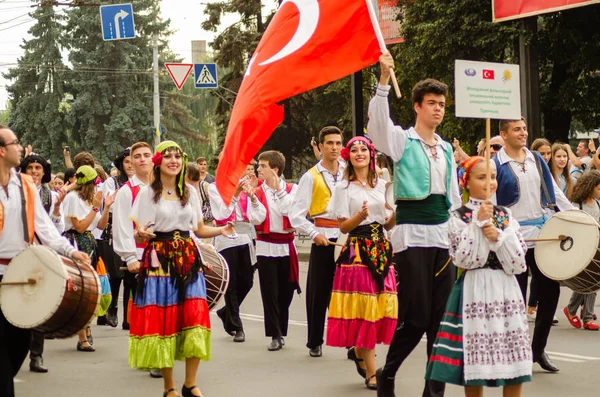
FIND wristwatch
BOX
[591,150,597,155]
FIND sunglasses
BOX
[490,144,503,151]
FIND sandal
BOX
[365,374,377,390]
[76,341,95,352]
[86,326,94,346]
[181,385,203,397]
[564,307,582,329]
[163,388,178,397]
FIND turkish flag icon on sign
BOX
[216,0,384,205]
[482,69,495,80]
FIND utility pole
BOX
[153,33,160,147]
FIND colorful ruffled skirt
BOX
[63,230,112,316]
[129,232,211,370]
[326,226,398,349]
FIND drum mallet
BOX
[0,278,36,286]
[525,234,568,243]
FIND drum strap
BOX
[535,154,556,211]
[17,174,32,244]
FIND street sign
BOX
[165,63,193,90]
[455,59,521,120]
[194,63,218,89]
[100,3,136,41]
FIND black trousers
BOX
[217,245,254,333]
[122,271,137,326]
[96,239,124,311]
[29,330,44,360]
[382,248,455,397]
[516,249,560,358]
[0,276,31,397]
[257,256,295,338]
[305,243,336,349]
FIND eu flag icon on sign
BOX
[100,3,136,41]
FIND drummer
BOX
[493,117,576,373]
[0,124,90,397]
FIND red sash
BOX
[257,232,300,293]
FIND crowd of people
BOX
[0,52,599,397]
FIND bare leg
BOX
[77,329,86,343]
[465,386,483,397]
[162,368,178,396]
[184,357,202,396]
[503,384,522,397]
[356,348,376,385]
[354,348,367,370]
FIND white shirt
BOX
[493,148,576,247]
[113,175,146,265]
[256,180,297,257]
[36,185,64,234]
[0,169,76,275]
[367,84,462,252]
[328,179,392,225]
[208,183,266,264]
[62,191,101,232]
[289,159,345,241]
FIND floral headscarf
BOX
[340,136,376,172]
[152,140,188,196]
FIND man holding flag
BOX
[368,53,461,397]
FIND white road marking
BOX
[546,351,600,360]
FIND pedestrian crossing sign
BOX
[194,63,218,89]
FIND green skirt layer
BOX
[129,326,211,369]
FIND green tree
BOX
[3,4,70,167]
[64,0,170,165]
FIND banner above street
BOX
[493,0,600,22]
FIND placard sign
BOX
[454,60,521,119]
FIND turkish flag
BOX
[483,70,495,79]
[215,0,383,205]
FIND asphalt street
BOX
[14,241,600,397]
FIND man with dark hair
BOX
[253,150,298,351]
[290,126,344,358]
[494,117,575,373]
[368,53,461,397]
[196,156,215,183]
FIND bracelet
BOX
[92,207,100,213]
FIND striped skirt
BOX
[128,238,211,370]
[425,273,531,386]
[326,239,397,350]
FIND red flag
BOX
[215,0,384,205]
[482,70,495,80]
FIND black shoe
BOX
[96,316,107,326]
[268,337,283,351]
[106,308,118,328]
[309,345,322,357]
[351,352,366,379]
[149,369,163,378]
[76,341,95,352]
[182,384,203,397]
[281,337,285,347]
[365,374,377,390]
[376,368,395,397]
[29,356,48,373]
[122,322,130,331]
[163,388,176,397]
[534,352,559,372]
[216,308,235,336]
[347,346,356,360]
[233,330,245,342]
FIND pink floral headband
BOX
[340,136,376,172]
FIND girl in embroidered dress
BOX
[563,171,600,330]
[325,136,397,390]
[425,156,532,397]
[129,141,235,397]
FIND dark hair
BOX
[73,152,95,169]
[64,168,76,182]
[570,170,600,204]
[318,126,343,144]
[258,150,285,176]
[376,152,391,170]
[186,162,200,182]
[75,183,96,204]
[531,138,551,152]
[498,117,526,133]
[343,141,378,188]
[578,140,590,151]
[196,156,207,163]
[411,79,448,106]
[150,147,189,207]
[94,165,108,182]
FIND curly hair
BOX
[150,147,189,207]
[569,170,600,204]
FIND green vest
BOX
[393,132,453,209]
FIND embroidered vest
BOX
[254,183,294,234]
[393,132,453,209]
[39,184,53,214]
[125,181,147,249]
[494,151,556,209]
[307,166,332,217]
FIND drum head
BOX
[196,242,230,310]
[334,233,348,262]
[535,210,600,280]
[0,246,68,328]
[385,182,395,211]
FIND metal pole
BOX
[351,71,364,137]
[153,33,160,147]
[519,17,541,143]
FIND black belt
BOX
[152,230,190,242]
[349,223,384,239]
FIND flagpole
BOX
[365,0,402,98]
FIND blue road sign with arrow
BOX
[100,3,136,41]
